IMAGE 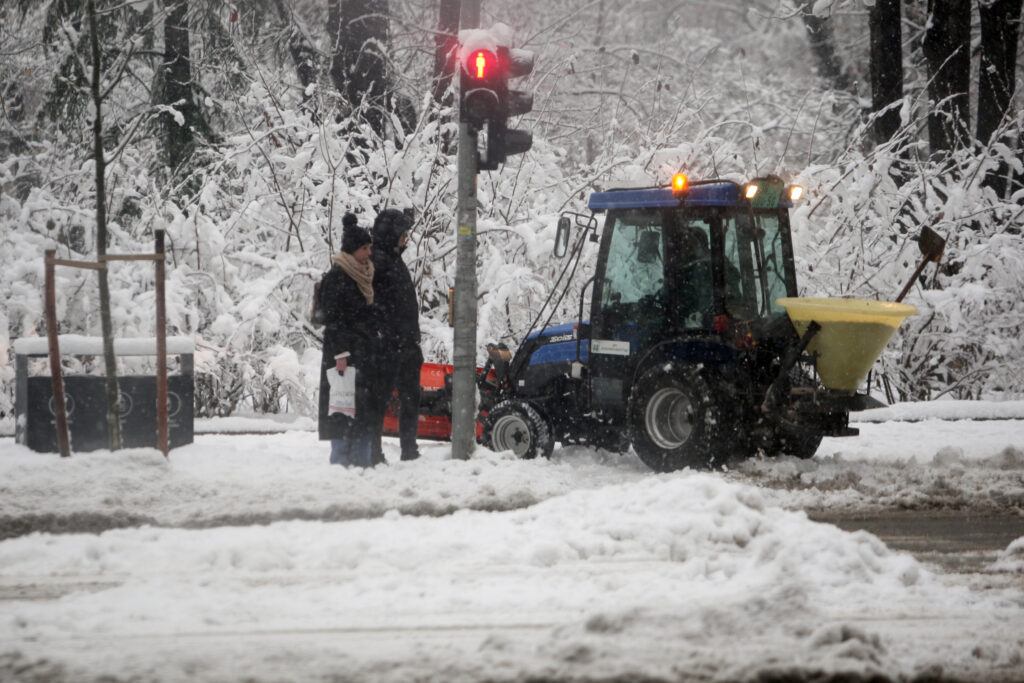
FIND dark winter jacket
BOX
[371,209,420,350]
[317,264,381,440]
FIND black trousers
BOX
[369,344,422,460]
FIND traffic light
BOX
[458,37,535,170]
[459,46,502,127]
[479,46,535,170]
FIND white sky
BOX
[1,401,1022,681]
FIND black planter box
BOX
[14,337,194,453]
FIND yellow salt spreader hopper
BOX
[775,225,942,392]
[776,297,918,391]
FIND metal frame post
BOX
[451,0,482,460]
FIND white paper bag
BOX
[326,366,357,417]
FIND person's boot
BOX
[400,448,420,461]
[371,449,387,466]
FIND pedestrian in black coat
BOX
[318,214,381,467]
[367,208,422,462]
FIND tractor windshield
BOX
[722,210,794,320]
[593,204,797,343]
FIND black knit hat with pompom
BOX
[340,212,372,254]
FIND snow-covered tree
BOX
[3,0,1024,430]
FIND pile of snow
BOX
[2,473,1019,682]
[993,537,1024,574]
[0,474,920,587]
[741,422,1024,513]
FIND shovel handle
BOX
[895,257,930,303]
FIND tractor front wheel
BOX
[765,370,824,459]
[482,400,554,460]
[628,367,734,472]
[770,429,824,459]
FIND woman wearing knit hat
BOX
[317,213,381,467]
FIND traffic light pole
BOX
[451,0,481,461]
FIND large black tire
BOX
[482,400,554,459]
[767,369,824,459]
[771,429,824,459]
[628,366,735,472]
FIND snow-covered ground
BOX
[1,401,1022,682]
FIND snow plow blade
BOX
[381,362,486,440]
[776,297,917,391]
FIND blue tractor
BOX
[475,174,911,471]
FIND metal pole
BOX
[155,230,168,458]
[44,250,71,458]
[451,0,481,460]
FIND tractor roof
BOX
[588,181,794,212]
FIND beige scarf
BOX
[332,252,375,304]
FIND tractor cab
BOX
[586,176,801,334]
[581,176,803,422]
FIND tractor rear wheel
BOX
[482,400,554,460]
[628,367,734,472]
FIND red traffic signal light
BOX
[459,47,501,126]
[468,50,492,80]
[457,35,535,168]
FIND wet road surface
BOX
[812,510,1024,574]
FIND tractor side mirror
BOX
[554,216,571,258]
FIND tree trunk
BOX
[585,0,607,165]
[273,0,319,106]
[431,0,460,105]
[869,0,904,145]
[328,0,344,100]
[977,0,1022,197]
[800,2,854,93]
[922,0,971,155]
[162,0,198,172]
[87,0,122,451]
[329,0,390,137]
